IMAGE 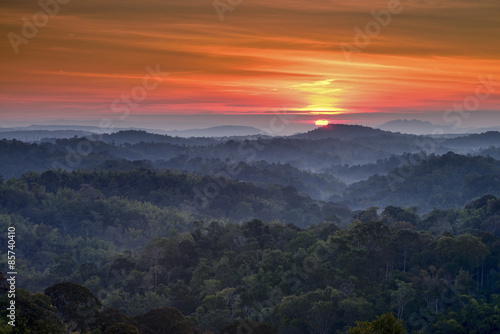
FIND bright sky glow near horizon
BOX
[0,0,499,132]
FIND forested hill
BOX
[100,130,221,146]
[343,152,500,211]
[1,138,500,214]
[291,124,391,140]
[0,169,351,230]
[441,131,500,153]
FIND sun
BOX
[315,119,329,126]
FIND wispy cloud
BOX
[0,0,499,123]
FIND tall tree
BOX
[44,282,101,332]
[391,280,415,321]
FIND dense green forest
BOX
[344,153,500,211]
[1,126,500,333]
[1,170,500,332]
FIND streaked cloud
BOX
[0,0,499,126]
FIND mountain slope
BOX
[10,169,351,226]
[377,119,461,135]
[292,124,392,140]
[343,152,500,211]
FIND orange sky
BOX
[0,0,499,129]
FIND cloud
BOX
[0,0,499,122]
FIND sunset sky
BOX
[1,0,499,132]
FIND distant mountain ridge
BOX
[166,125,268,137]
[0,125,268,140]
[0,130,94,141]
[3,122,500,141]
[377,119,500,135]
[0,124,120,133]
[292,123,396,140]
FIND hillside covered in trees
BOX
[1,171,500,332]
[1,125,500,210]
[1,125,500,333]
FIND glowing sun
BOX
[315,119,329,126]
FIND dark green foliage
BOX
[345,153,500,211]
[3,200,500,333]
[221,319,277,334]
[97,307,138,332]
[2,203,500,333]
[103,322,142,334]
[348,312,406,334]
[44,282,101,332]
[0,168,342,228]
[135,307,193,334]
[432,296,500,333]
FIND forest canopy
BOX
[1,126,500,333]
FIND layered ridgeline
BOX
[1,124,500,333]
[1,125,499,212]
[343,152,500,211]
[3,124,495,179]
[0,129,405,178]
